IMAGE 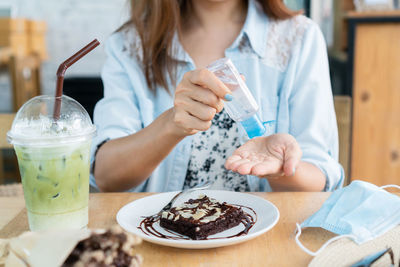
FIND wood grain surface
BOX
[0,113,15,184]
[0,192,338,267]
[0,113,14,149]
[334,96,352,185]
[346,10,400,18]
[351,22,400,185]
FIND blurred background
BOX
[0,0,399,194]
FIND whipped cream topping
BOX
[162,195,232,224]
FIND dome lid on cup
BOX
[7,95,96,146]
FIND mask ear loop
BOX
[380,185,400,190]
[295,223,356,257]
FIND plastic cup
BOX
[7,95,96,231]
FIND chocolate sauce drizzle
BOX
[138,203,257,240]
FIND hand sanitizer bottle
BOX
[207,58,267,138]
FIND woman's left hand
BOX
[225,133,302,178]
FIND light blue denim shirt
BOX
[91,0,344,192]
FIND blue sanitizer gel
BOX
[207,58,267,138]
[240,114,265,138]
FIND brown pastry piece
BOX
[62,225,142,267]
[159,194,245,240]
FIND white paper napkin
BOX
[0,229,110,267]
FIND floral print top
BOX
[183,109,250,192]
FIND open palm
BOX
[225,133,302,178]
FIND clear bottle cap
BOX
[7,95,96,147]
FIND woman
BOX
[91,0,344,192]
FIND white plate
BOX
[116,190,279,249]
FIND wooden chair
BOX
[0,113,17,185]
[333,95,352,185]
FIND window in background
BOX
[10,0,128,96]
[354,0,395,11]
[0,2,16,17]
[310,0,334,48]
[0,1,15,112]
[285,0,334,48]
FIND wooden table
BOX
[0,192,338,266]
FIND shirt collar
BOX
[241,0,269,58]
[171,0,269,62]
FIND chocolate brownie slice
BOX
[159,194,245,240]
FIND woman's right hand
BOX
[169,69,232,137]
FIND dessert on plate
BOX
[159,194,247,240]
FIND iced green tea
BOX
[15,141,91,230]
[7,95,96,231]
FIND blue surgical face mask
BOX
[295,180,400,256]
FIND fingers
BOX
[226,133,302,178]
[187,69,232,100]
[179,98,217,121]
[226,155,282,177]
[174,73,223,135]
[225,156,256,175]
[225,155,279,177]
[172,69,243,137]
[283,141,302,176]
[251,162,283,177]
[228,158,251,172]
[172,108,212,134]
[185,86,224,113]
[226,154,280,176]
[228,161,283,177]
[225,155,242,169]
[237,161,259,175]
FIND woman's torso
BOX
[90,0,338,192]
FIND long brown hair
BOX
[120,0,299,93]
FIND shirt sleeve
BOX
[288,22,344,191]
[90,33,144,188]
